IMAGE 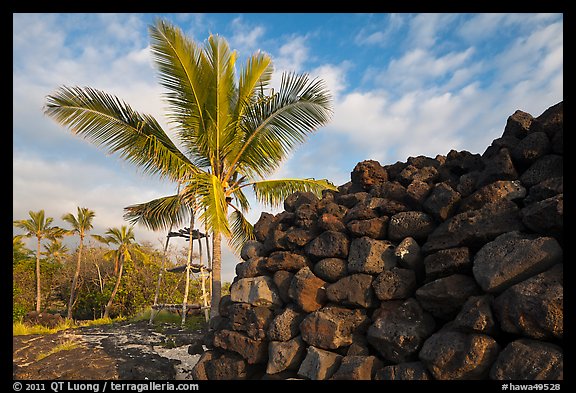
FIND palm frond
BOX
[148,19,211,162]
[44,85,196,182]
[181,173,230,237]
[228,210,255,256]
[249,178,338,208]
[234,51,273,126]
[91,234,113,245]
[62,207,95,234]
[123,193,190,232]
[46,227,69,241]
[231,186,251,213]
[225,72,333,181]
[203,34,237,176]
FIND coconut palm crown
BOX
[44,19,335,317]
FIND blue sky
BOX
[13,13,563,282]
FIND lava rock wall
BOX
[191,102,563,380]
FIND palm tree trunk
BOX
[67,237,84,319]
[204,210,212,309]
[103,256,123,319]
[181,214,195,326]
[95,263,104,293]
[209,232,221,319]
[35,237,42,313]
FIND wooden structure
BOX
[149,226,212,325]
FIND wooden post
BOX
[150,182,180,325]
[181,213,195,326]
[150,230,173,324]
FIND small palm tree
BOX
[44,18,335,319]
[41,239,69,310]
[13,235,34,265]
[42,239,69,264]
[92,226,144,319]
[13,210,66,312]
[62,207,96,319]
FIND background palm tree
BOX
[42,239,69,264]
[41,239,69,311]
[92,226,144,319]
[62,207,95,319]
[44,18,335,319]
[13,210,66,312]
[13,235,34,264]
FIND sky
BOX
[13,13,563,283]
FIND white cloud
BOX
[377,47,475,91]
[13,150,175,241]
[274,35,310,73]
[405,13,459,49]
[309,62,350,99]
[458,13,560,43]
[327,88,468,163]
[494,20,563,86]
[230,17,266,55]
[355,13,405,47]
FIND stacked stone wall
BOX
[192,102,563,380]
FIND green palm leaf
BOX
[235,52,273,120]
[44,86,195,182]
[249,178,337,208]
[226,72,333,180]
[181,173,230,237]
[228,210,255,255]
[148,19,211,167]
[230,186,251,213]
[124,194,189,231]
[203,35,237,175]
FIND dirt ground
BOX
[13,320,205,380]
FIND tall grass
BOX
[12,316,126,336]
[132,307,207,330]
[13,320,76,336]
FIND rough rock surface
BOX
[193,102,563,380]
[489,339,563,380]
[472,232,562,293]
[297,346,342,380]
[419,330,500,380]
[367,298,435,363]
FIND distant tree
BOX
[13,235,34,265]
[13,210,66,312]
[92,226,145,318]
[62,207,96,319]
[13,236,35,320]
[42,239,69,264]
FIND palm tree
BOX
[43,18,335,319]
[62,207,96,320]
[41,239,69,310]
[92,226,144,319]
[13,235,34,265]
[13,210,66,312]
[42,239,69,264]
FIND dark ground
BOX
[13,320,205,380]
